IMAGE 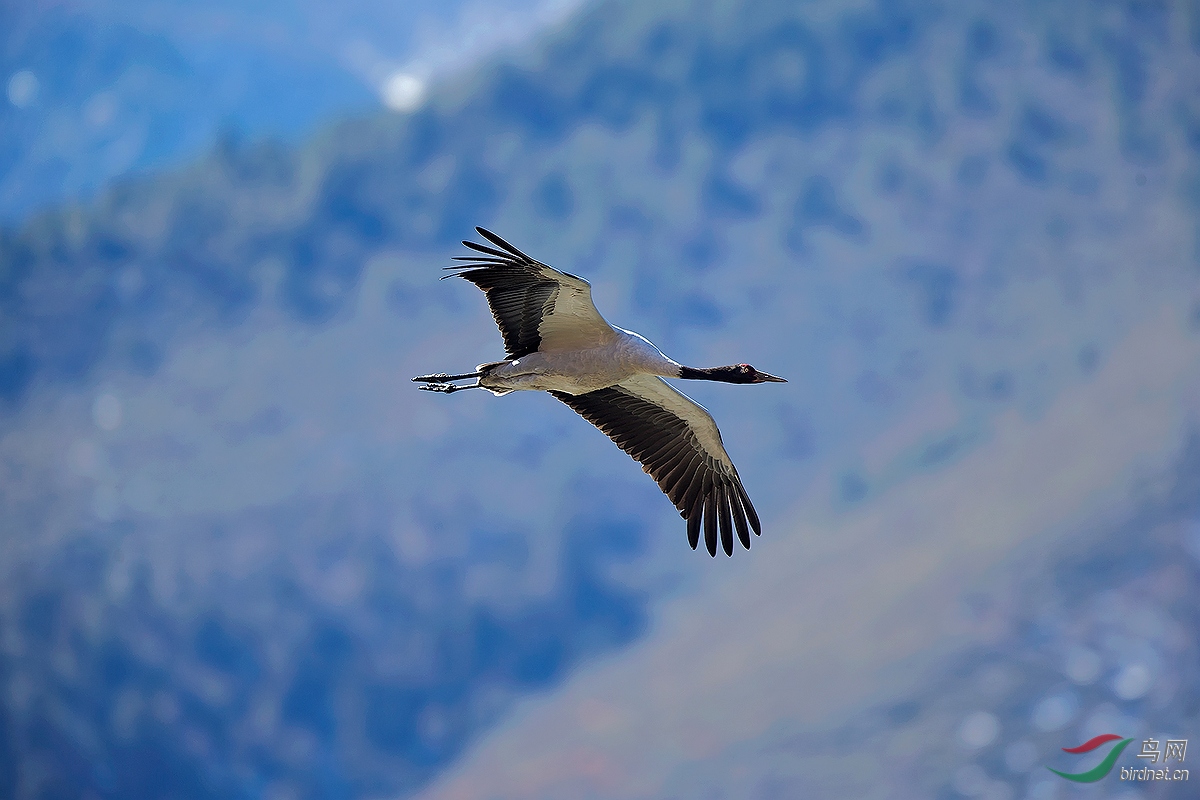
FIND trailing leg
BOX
[412,371,482,383]
[417,381,483,393]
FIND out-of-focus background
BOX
[1,0,1198,798]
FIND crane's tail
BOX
[474,360,516,394]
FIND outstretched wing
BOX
[444,227,616,358]
[552,374,762,556]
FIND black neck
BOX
[679,365,744,383]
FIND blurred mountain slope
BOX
[1,0,1199,798]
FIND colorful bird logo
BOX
[1047,734,1134,782]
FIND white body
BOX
[479,327,680,395]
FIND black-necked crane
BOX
[413,228,786,557]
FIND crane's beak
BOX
[756,371,787,383]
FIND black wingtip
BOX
[704,492,718,557]
[461,240,513,260]
[686,499,702,550]
[718,484,735,556]
[475,226,500,242]
[731,490,751,551]
[736,482,762,536]
[473,227,534,261]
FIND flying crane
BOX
[414,228,785,556]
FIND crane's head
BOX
[732,363,787,383]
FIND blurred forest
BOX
[1,0,1199,798]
